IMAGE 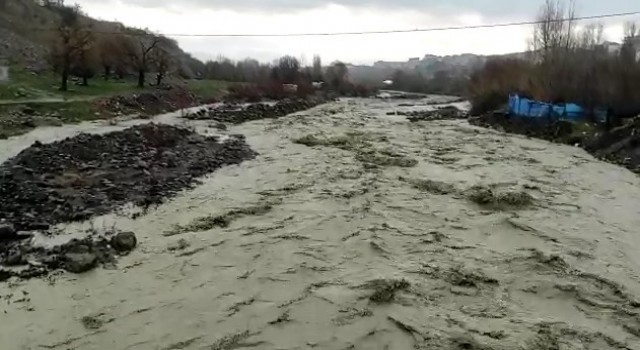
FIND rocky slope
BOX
[0,0,203,76]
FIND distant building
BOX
[602,41,622,55]
[35,0,64,7]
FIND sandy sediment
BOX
[1,97,640,349]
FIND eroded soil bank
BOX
[470,112,640,174]
[1,97,640,349]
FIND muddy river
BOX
[2,97,640,349]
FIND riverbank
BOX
[469,112,640,174]
[0,82,232,140]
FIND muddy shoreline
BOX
[469,112,640,174]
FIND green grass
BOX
[0,65,236,139]
[186,79,236,100]
[0,101,106,122]
[1,65,236,102]
[0,65,144,101]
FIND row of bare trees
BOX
[48,5,174,91]
[202,54,350,90]
[470,0,640,120]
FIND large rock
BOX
[0,224,16,241]
[110,232,137,253]
[64,253,98,273]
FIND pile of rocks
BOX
[96,86,198,116]
[388,105,466,122]
[0,108,63,139]
[0,225,138,280]
[0,123,257,233]
[184,98,328,124]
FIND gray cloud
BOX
[82,0,638,17]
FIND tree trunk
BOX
[137,69,145,88]
[60,67,69,92]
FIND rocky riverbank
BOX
[0,86,202,140]
[0,123,257,277]
[469,112,640,174]
[183,97,330,124]
[387,105,467,122]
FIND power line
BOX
[26,10,640,38]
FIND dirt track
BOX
[2,98,640,349]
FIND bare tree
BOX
[49,5,93,91]
[531,0,578,100]
[96,34,129,80]
[271,55,300,84]
[150,44,172,86]
[577,23,604,50]
[72,44,99,86]
[123,32,161,88]
[312,55,323,81]
[532,0,576,63]
[325,61,348,90]
[624,22,638,39]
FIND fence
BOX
[508,94,607,123]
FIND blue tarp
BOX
[508,94,607,123]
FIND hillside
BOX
[0,0,204,77]
[348,52,535,83]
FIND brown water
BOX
[2,98,640,349]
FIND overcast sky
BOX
[74,0,639,64]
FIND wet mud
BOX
[1,97,640,349]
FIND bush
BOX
[468,58,537,116]
[469,90,507,116]
[226,84,263,102]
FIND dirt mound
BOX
[582,117,640,172]
[184,98,328,124]
[95,86,198,116]
[0,124,257,234]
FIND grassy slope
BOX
[0,1,235,139]
[0,69,235,139]
[0,65,144,101]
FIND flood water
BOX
[2,97,640,349]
